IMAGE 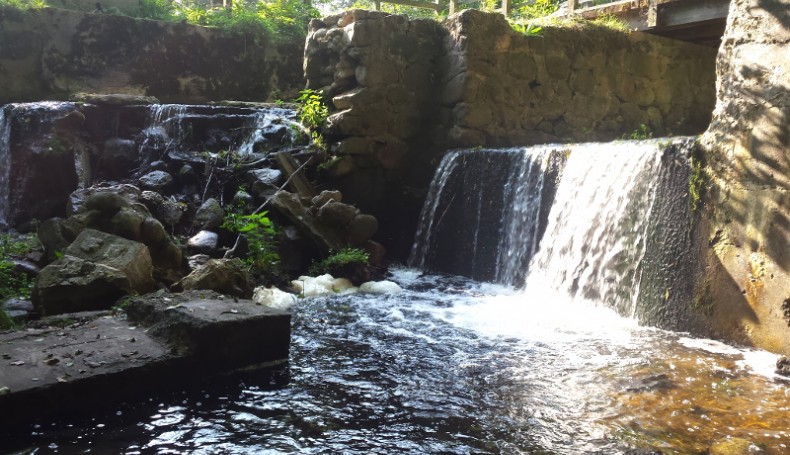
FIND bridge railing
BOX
[368,0,656,26]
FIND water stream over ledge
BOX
[3,270,789,454]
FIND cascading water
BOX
[236,107,298,155]
[0,107,11,227]
[524,141,664,317]
[409,146,563,286]
[139,104,189,159]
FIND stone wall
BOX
[697,0,790,354]
[303,9,718,259]
[441,10,717,147]
[306,9,717,153]
[0,6,304,104]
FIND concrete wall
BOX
[698,0,790,354]
[0,6,304,104]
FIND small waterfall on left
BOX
[409,146,563,286]
[0,106,10,227]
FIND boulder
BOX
[187,230,220,255]
[64,229,155,292]
[347,214,378,245]
[194,198,225,230]
[138,171,174,192]
[36,217,69,261]
[140,191,186,228]
[176,258,252,298]
[317,201,357,227]
[34,256,141,315]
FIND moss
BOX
[689,149,706,212]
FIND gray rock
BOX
[140,191,186,228]
[176,258,252,298]
[178,164,197,184]
[69,184,140,216]
[64,229,155,293]
[188,254,212,270]
[139,171,174,191]
[187,230,219,255]
[347,214,378,245]
[312,190,343,207]
[33,256,137,315]
[317,201,357,227]
[36,217,69,261]
[194,198,225,230]
[776,356,790,377]
[100,138,138,179]
[109,206,145,240]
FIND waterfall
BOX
[412,139,696,320]
[524,141,663,317]
[409,146,560,285]
[140,104,189,158]
[0,107,10,227]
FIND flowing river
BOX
[4,269,789,454]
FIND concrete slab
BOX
[0,291,290,427]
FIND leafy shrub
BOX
[296,89,329,131]
[309,248,369,276]
[514,0,559,19]
[222,210,280,272]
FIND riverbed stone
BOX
[194,198,225,231]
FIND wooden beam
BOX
[374,0,381,9]
[658,0,729,27]
[275,152,316,198]
[501,0,511,15]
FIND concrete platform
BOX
[0,291,290,427]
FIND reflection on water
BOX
[4,269,789,454]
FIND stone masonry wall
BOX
[441,10,717,147]
[303,9,718,260]
[305,9,717,156]
[697,0,790,354]
[0,6,304,104]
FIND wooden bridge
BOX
[370,0,729,46]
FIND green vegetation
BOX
[222,209,281,273]
[688,154,705,212]
[0,234,36,330]
[0,0,45,9]
[296,89,330,149]
[626,123,653,140]
[309,248,369,275]
[1,0,318,42]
